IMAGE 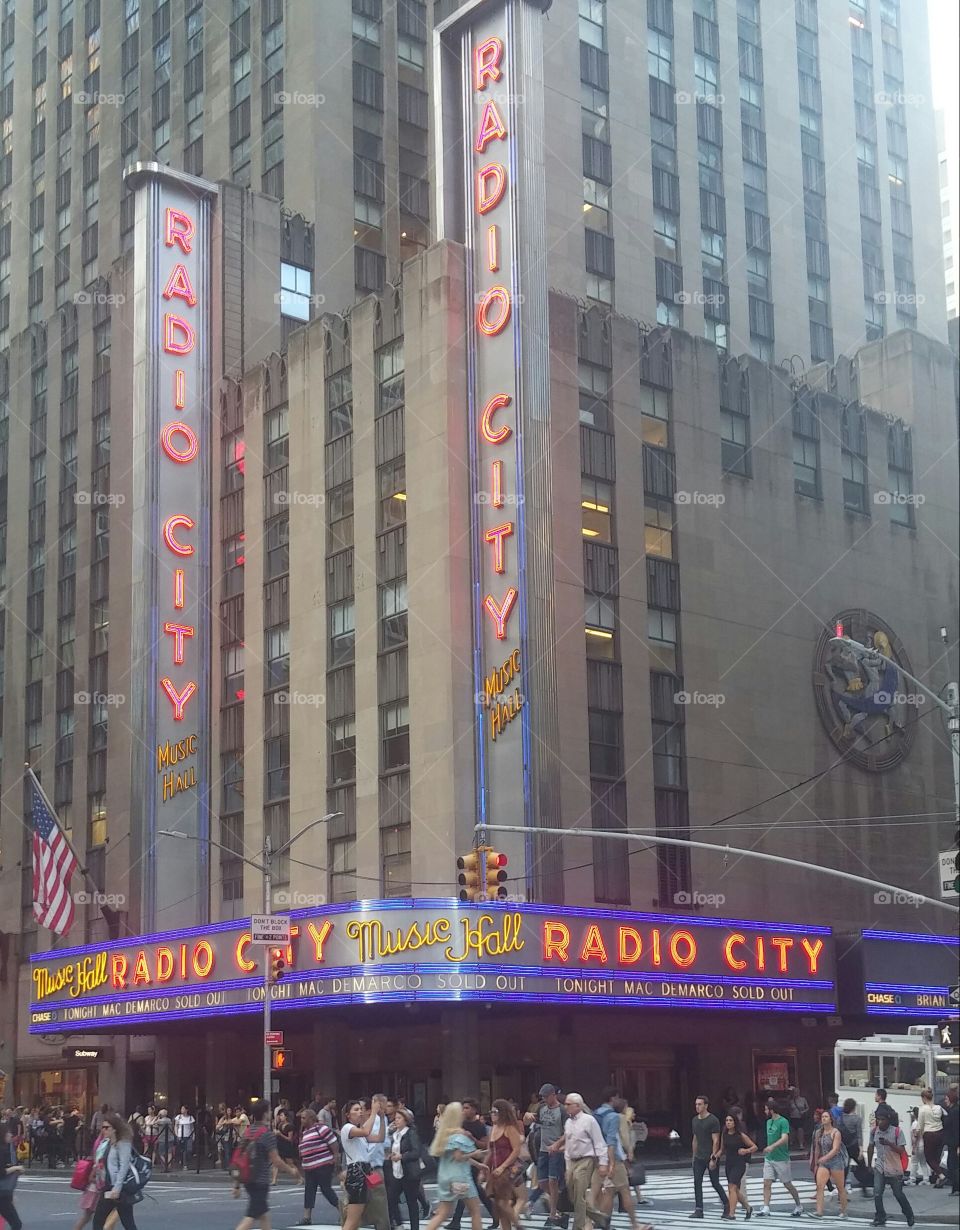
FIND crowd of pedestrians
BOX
[1,1081,957,1230]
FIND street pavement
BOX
[8,1165,958,1230]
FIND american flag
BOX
[30,773,79,937]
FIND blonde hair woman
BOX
[425,1103,488,1230]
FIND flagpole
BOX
[24,761,101,907]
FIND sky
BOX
[928,0,959,118]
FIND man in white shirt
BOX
[549,1093,609,1230]
[363,1094,391,1230]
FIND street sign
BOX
[250,914,291,944]
[950,984,960,1006]
[264,1031,284,1047]
[937,851,960,899]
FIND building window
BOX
[327,481,354,550]
[377,459,406,530]
[793,402,820,498]
[280,262,311,321]
[398,35,424,69]
[841,407,868,513]
[329,715,356,784]
[578,361,610,429]
[380,699,410,772]
[647,608,677,672]
[376,340,404,416]
[264,624,289,690]
[588,708,622,779]
[222,644,244,704]
[329,833,356,903]
[264,404,288,471]
[644,499,674,558]
[221,751,244,815]
[720,407,750,476]
[585,593,616,658]
[329,598,356,665]
[640,383,670,447]
[581,477,613,542]
[88,793,107,848]
[886,424,913,527]
[381,822,411,897]
[378,578,408,650]
[652,715,684,787]
[265,514,289,578]
[265,734,289,801]
[326,369,353,439]
[222,532,245,596]
[591,778,628,904]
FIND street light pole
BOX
[831,635,960,827]
[159,810,341,1106]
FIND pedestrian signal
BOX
[457,851,484,902]
[485,850,508,900]
[271,1048,291,1071]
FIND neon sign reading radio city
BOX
[158,207,200,724]
[473,36,519,652]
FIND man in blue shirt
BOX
[588,1088,642,1230]
[363,1094,391,1230]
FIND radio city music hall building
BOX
[2,0,959,1119]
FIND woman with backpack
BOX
[232,1098,300,1230]
[92,1113,139,1230]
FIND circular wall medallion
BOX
[812,610,919,772]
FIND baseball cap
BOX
[539,1084,557,1097]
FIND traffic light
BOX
[270,948,286,983]
[485,850,508,900]
[458,850,484,902]
[271,1048,291,1071]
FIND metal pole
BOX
[944,682,960,829]
[263,834,272,1108]
[478,823,960,914]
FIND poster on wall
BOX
[756,1061,790,1091]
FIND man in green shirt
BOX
[757,1100,802,1218]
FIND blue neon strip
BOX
[30,962,834,1014]
[866,1006,958,1016]
[29,989,836,1033]
[865,982,950,994]
[31,897,833,964]
[861,929,959,946]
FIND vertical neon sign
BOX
[463,8,529,883]
[126,164,216,931]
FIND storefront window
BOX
[753,1049,797,1094]
[15,1066,97,1115]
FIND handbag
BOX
[71,1156,95,1190]
[450,1181,471,1197]
[365,1168,384,1188]
[628,1160,646,1187]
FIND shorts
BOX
[606,1161,629,1190]
[538,1150,566,1182]
[244,1183,270,1218]
[763,1159,792,1184]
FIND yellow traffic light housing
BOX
[485,850,509,900]
[270,948,286,983]
[271,1047,291,1071]
[457,850,484,901]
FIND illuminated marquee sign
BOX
[859,929,959,1018]
[28,901,837,1032]
[126,164,216,930]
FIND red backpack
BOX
[230,1126,268,1184]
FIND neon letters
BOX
[159,207,200,721]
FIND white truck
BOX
[834,1026,959,1154]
